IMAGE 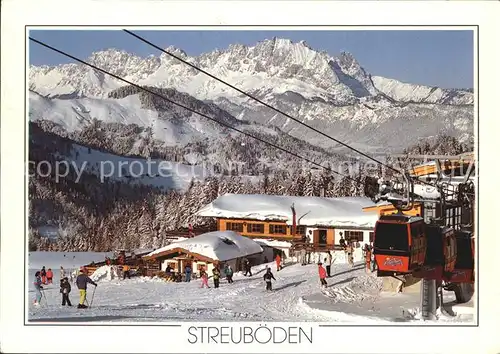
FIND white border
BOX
[2,0,499,353]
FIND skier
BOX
[212,265,221,288]
[325,251,333,277]
[46,268,53,284]
[76,268,97,309]
[263,267,276,291]
[60,276,72,306]
[318,262,327,288]
[41,266,47,284]
[275,254,282,271]
[224,263,234,283]
[200,269,210,288]
[33,271,43,306]
[243,259,252,276]
[184,264,192,282]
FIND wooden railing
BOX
[290,241,345,253]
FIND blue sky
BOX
[29,29,473,89]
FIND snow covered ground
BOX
[27,252,474,324]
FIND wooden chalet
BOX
[196,194,383,261]
[143,230,264,276]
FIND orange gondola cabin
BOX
[446,229,474,283]
[373,214,426,275]
[413,224,458,280]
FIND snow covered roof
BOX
[196,194,379,228]
[254,239,293,249]
[145,230,263,262]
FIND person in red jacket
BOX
[46,268,54,284]
[275,254,282,271]
[318,262,327,288]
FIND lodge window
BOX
[226,222,243,232]
[270,224,286,234]
[369,232,374,243]
[345,231,364,242]
[248,223,264,233]
[296,226,306,235]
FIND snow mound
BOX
[90,265,119,282]
[322,274,383,303]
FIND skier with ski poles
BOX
[76,267,97,309]
[33,271,43,306]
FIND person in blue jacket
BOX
[184,264,192,282]
[76,268,97,309]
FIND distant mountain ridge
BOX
[29,37,474,153]
[30,38,473,105]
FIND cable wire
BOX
[29,36,365,187]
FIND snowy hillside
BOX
[62,143,208,191]
[27,254,474,323]
[29,89,246,147]
[29,37,474,152]
[29,86,347,170]
[30,119,208,192]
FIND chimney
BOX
[291,203,297,236]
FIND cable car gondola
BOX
[373,214,426,276]
[446,228,474,283]
[413,224,457,280]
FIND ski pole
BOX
[41,288,49,307]
[89,286,96,308]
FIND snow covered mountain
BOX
[29,37,474,153]
[29,85,347,175]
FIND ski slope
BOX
[27,253,474,323]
